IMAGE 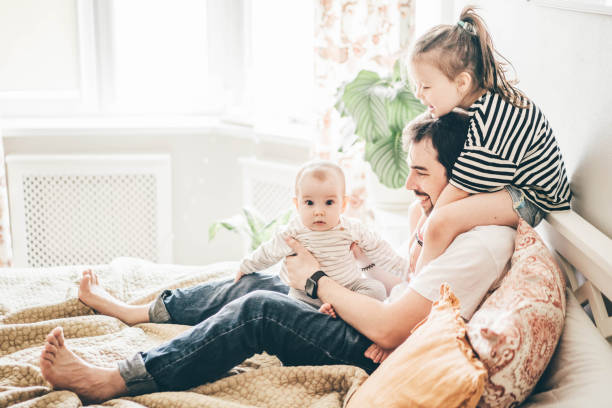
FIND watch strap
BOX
[307,270,327,299]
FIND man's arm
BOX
[317,278,431,349]
[285,238,431,350]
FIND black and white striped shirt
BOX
[450,91,572,212]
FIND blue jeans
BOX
[117,273,378,394]
[504,185,545,227]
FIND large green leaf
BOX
[364,130,410,189]
[341,71,389,143]
[387,87,426,132]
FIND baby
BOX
[236,160,411,316]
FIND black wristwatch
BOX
[305,270,327,299]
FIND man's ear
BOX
[293,197,298,209]
[455,71,473,95]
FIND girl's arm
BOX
[415,189,519,273]
[433,183,470,208]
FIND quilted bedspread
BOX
[0,258,367,407]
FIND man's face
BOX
[405,139,449,214]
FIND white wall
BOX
[451,0,612,237]
[2,126,310,266]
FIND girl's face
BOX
[410,57,464,118]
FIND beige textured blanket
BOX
[0,258,367,407]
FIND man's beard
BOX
[413,191,433,214]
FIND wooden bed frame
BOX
[539,210,612,343]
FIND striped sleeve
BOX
[348,218,411,279]
[239,219,295,274]
[450,91,572,211]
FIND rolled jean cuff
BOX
[148,290,172,323]
[117,352,159,395]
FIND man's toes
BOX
[92,272,99,285]
[41,346,56,363]
[46,332,59,347]
[51,327,65,347]
[44,343,57,355]
[40,354,53,367]
[81,274,92,290]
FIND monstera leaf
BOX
[337,62,425,189]
[341,70,390,143]
[365,130,410,189]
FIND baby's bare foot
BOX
[319,303,337,318]
[40,327,127,403]
[78,270,149,325]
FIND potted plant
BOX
[208,207,294,252]
[336,60,425,189]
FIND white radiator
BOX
[6,154,172,267]
[239,157,298,222]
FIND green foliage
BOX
[208,207,294,252]
[336,60,426,188]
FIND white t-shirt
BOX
[388,225,516,320]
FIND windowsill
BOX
[0,115,313,148]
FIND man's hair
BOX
[294,160,346,196]
[402,111,470,178]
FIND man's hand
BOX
[284,237,321,290]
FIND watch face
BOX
[305,278,315,297]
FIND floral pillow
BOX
[347,283,487,408]
[467,219,566,408]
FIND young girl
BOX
[409,6,572,273]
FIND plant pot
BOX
[366,169,414,213]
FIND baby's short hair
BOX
[295,160,346,196]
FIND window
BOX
[0,0,315,130]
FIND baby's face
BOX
[294,172,345,231]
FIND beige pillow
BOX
[347,284,486,408]
[467,219,566,408]
[521,288,612,407]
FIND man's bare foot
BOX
[79,270,149,325]
[40,327,128,403]
[319,303,337,318]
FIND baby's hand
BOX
[364,343,392,364]
[234,270,245,283]
[319,303,337,318]
[350,242,372,269]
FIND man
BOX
[40,112,516,402]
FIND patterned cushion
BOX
[347,284,487,408]
[467,219,566,408]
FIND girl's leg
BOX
[415,190,519,272]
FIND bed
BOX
[0,210,611,407]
